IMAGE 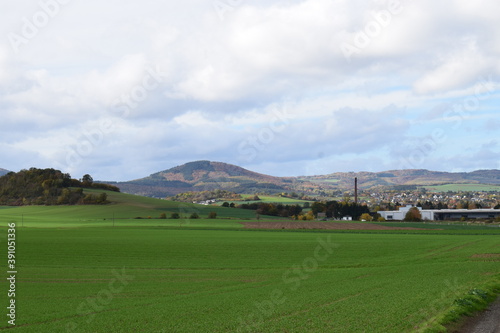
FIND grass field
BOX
[1,192,499,332]
[236,195,314,206]
[0,190,261,228]
[423,183,500,192]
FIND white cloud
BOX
[1,0,499,179]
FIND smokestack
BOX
[354,177,358,205]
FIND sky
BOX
[1,0,499,181]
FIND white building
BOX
[378,205,500,221]
[378,205,433,221]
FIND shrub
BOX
[208,212,217,219]
[360,213,373,221]
[190,213,199,219]
[159,213,167,219]
[378,216,386,222]
[170,212,180,219]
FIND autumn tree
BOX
[360,213,373,221]
[404,207,422,222]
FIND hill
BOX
[114,161,500,197]
[0,168,119,206]
[117,160,297,197]
[0,188,261,228]
[300,169,500,190]
[0,168,10,176]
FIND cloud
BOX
[0,0,499,180]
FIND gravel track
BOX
[454,297,500,333]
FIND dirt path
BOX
[453,297,500,333]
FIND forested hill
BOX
[0,168,119,206]
[117,160,294,197]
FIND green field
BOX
[0,190,261,228]
[423,183,500,192]
[236,195,313,206]
[1,192,499,332]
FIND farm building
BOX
[378,205,500,221]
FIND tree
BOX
[342,193,352,205]
[360,213,373,221]
[159,213,167,219]
[311,202,326,215]
[404,207,422,222]
[81,174,93,186]
[170,212,180,219]
[305,210,314,220]
[208,211,217,219]
[222,202,230,207]
[96,192,108,204]
[190,213,199,219]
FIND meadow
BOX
[423,183,500,192]
[1,192,499,332]
[229,195,314,206]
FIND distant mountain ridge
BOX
[301,169,500,190]
[114,161,500,197]
[0,168,11,177]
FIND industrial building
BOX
[378,205,500,221]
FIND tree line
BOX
[168,190,242,203]
[310,201,370,220]
[0,168,119,206]
[238,202,303,218]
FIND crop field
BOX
[1,193,499,332]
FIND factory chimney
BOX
[354,177,358,205]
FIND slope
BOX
[0,189,259,228]
[117,160,296,197]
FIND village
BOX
[365,189,500,210]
